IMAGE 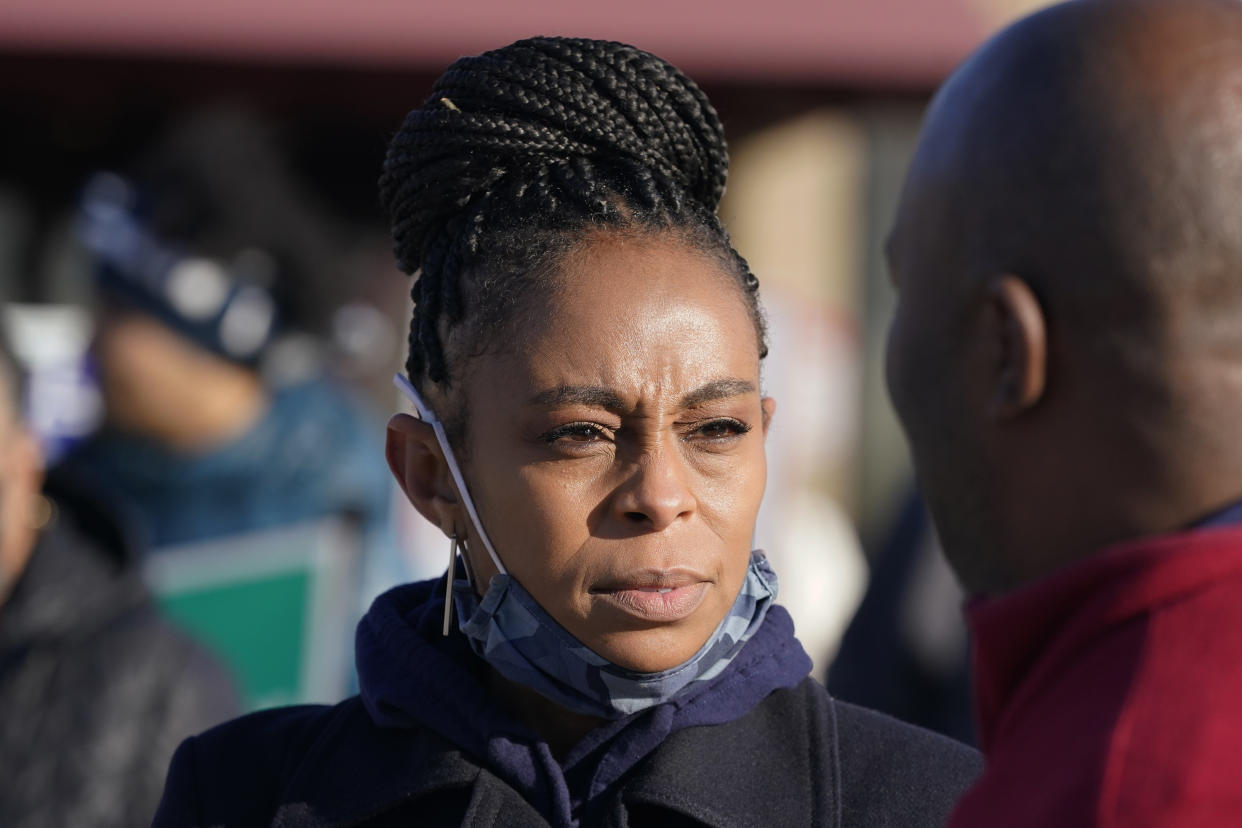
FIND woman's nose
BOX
[611,442,697,531]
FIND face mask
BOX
[394,373,779,719]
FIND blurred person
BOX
[886,0,1242,824]
[154,37,979,827]
[828,489,972,744]
[0,319,237,828]
[55,109,399,602]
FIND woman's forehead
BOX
[546,234,755,340]
[522,246,755,379]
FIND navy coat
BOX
[156,681,978,827]
[155,578,979,827]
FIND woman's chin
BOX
[585,624,717,673]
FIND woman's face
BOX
[456,231,773,673]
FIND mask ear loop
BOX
[395,374,508,636]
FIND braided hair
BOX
[380,37,766,401]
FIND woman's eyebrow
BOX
[529,385,626,411]
[679,378,757,409]
[528,379,755,412]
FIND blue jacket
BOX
[56,377,392,549]
[155,577,980,827]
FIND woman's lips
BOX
[591,581,709,622]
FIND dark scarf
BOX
[356,576,812,827]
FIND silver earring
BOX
[442,533,460,637]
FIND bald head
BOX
[905,0,1242,343]
[887,0,1242,594]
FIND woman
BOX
[155,37,978,827]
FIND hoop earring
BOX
[28,495,54,531]
[442,533,460,637]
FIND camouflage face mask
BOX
[451,550,778,719]
[394,373,779,719]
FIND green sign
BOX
[146,519,359,711]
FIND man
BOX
[0,323,237,827]
[885,0,1242,825]
[56,113,402,693]
[60,109,394,553]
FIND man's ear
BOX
[985,274,1047,420]
[386,413,459,536]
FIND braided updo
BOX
[380,36,766,398]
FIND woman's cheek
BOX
[701,449,766,523]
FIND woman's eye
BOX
[541,422,611,444]
[689,418,752,441]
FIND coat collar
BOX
[274,679,835,828]
[617,679,837,828]
[275,700,481,826]
[352,575,813,825]
[968,524,1242,754]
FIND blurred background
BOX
[0,1,1060,819]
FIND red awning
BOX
[0,0,1051,86]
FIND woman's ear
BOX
[386,413,459,536]
[760,397,776,435]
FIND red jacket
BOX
[950,524,1242,828]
